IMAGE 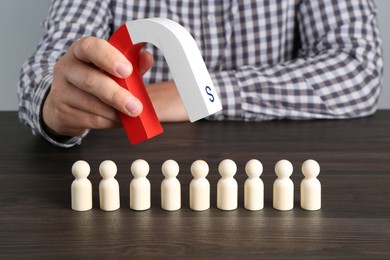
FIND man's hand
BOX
[42,36,154,137]
[147,81,189,122]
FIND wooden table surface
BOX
[0,111,389,259]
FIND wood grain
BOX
[0,111,389,258]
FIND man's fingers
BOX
[43,90,121,137]
[60,59,143,117]
[57,80,120,123]
[72,36,132,78]
[54,104,121,135]
[43,36,154,137]
[62,36,154,119]
[138,51,154,75]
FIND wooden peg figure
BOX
[300,159,321,211]
[189,160,210,211]
[161,159,181,211]
[244,159,264,211]
[99,160,120,211]
[217,159,238,211]
[130,159,151,211]
[71,160,92,211]
[273,159,294,211]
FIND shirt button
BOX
[207,14,216,23]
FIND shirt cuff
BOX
[208,70,244,121]
[32,74,89,148]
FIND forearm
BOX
[208,0,383,121]
[17,0,112,147]
[18,72,88,148]
[209,54,382,121]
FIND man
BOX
[18,0,383,147]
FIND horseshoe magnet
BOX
[109,18,222,144]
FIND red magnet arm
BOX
[108,24,163,144]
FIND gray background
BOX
[0,0,388,111]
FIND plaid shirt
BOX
[18,0,383,147]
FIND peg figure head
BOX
[218,159,237,178]
[301,159,320,178]
[71,160,90,179]
[274,159,293,178]
[191,160,209,178]
[245,159,263,178]
[131,159,150,178]
[99,160,117,179]
[161,159,179,178]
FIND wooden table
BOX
[0,111,389,258]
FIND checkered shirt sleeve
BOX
[18,0,383,147]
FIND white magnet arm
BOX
[126,18,222,122]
